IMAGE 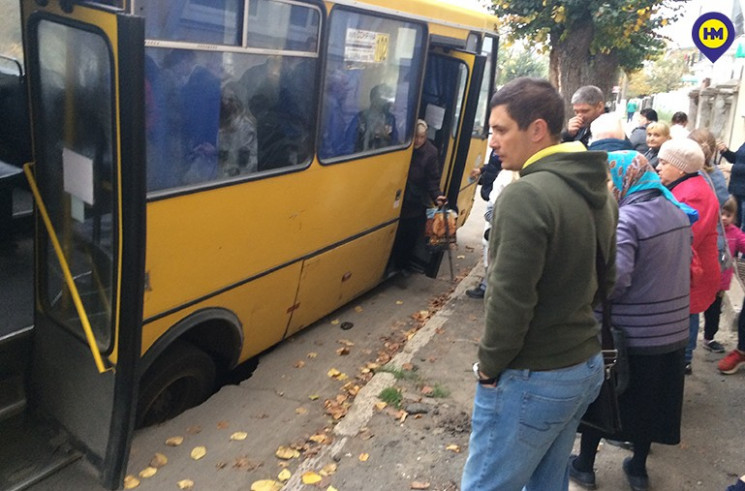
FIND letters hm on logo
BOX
[692,12,735,63]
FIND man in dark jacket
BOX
[561,85,606,147]
[462,77,617,490]
[628,107,657,153]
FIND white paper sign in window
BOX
[63,147,94,205]
[345,28,388,63]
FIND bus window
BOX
[318,9,425,161]
[35,20,116,352]
[0,0,22,62]
[142,0,320,193]
[141,0,244,46]
[473,35,496,137]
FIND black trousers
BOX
[703,293,723,341]
[391,214,425,270]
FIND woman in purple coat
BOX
[569,151,696,491]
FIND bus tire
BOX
[136,340,216,428]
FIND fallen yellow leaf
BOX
[374,401,387,411]
[277,468,292,482]
[149,453,168,468]
[165,436,183,447]
[336,346,350,356]
[354,306,363,312]
[446,444,461,453]
[309,394,320,400]
[230,432,248,441]
[250,480,283,491]
[457,254,466,259]
[296,406,308,414]
[396,300,404,305]
[138,467,157,478]
[330,319,340,325]
[359,453,369,462]
[320,462,337,476]
[309,433,327,443]
[191,446,207,460]
[302,471,322,484]
[123,475,140,489]
[411,481,431,489]
[327,487,339,491]
[327,368,341,378]
[294,360,306,368]
[177,479,194,490]
[275,445,301,459]
[307,352,318,358]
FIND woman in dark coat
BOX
[390,119,446,272]
[569,151,695,491]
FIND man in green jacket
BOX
[461,77,617,491]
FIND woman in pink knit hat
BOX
[657,138,721,374]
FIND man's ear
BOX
[530,119,549,143]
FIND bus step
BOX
[0,375,26,422]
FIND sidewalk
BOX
[311,263,744,491]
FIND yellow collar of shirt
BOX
[523,141,587,169]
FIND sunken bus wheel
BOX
[136,340,216,428]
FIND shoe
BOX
[622,457,649,491]
[718,350,745,374]
[703,339,725,353]
[684,363,692,375]
[568,455,597,490]
[465,283,486,299]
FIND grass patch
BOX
[428,383,450,399]
[378,386,403,408]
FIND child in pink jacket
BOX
[703,197,745,352]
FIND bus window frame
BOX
[138,0,326,201]
[27,12,120,355]
[473,33,497,138]
[316,4,428,167]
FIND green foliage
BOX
[497,45,549,85]
[425,383,450,399]
[490,0,686,75]
[627,51,693,97]
[379,386,403,408]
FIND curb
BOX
[283,263,483,489]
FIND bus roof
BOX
[330,0,499,35]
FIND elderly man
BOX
[461,77,617,490]
[562,85,606,148]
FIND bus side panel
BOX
[142,262,302,363]
[285,223,396,337]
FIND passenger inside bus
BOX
[343,83,399,153]
[217,88,258,177]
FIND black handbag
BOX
[578,242,625,434]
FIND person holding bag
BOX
[570,151,695,491]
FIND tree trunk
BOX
[548,32,560,88]
[556,19,594,121]
[592,51,620,108]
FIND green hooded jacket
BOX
[478,149,618,378]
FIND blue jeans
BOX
[461,353,603,491]
[685,313,699,364]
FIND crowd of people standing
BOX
[461,80,745,491]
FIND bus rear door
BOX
[1,2,146,489]
[414,45,486,277]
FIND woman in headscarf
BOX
[569,151,695,491]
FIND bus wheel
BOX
[136,340,216,428]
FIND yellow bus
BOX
[1,0,497,487]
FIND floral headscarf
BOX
[607,150,698,224]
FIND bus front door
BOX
[413,48,486,278]
[0,2,146,489]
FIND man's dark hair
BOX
[672,111,688,125]
[640,108,658,122]
[490,77,564,137]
